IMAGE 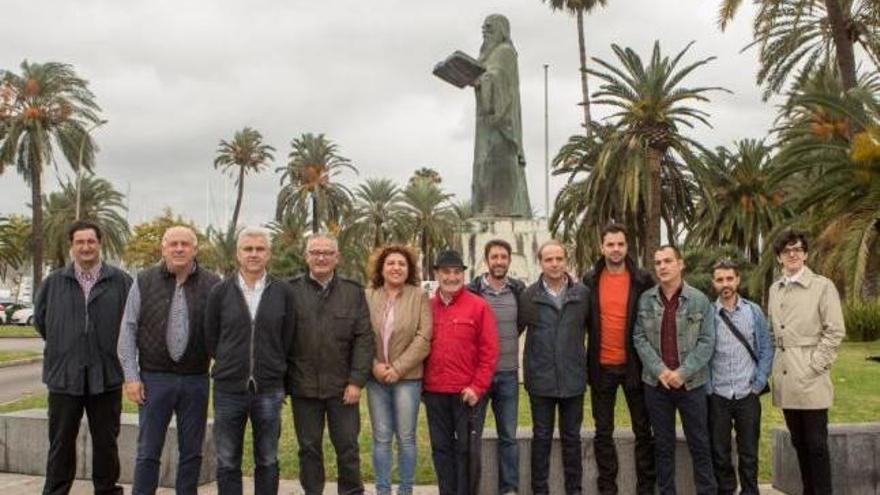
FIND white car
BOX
[10,307,34,326]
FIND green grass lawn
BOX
[0,349,40,363]
[0,325,40,338]
[2,341,878,484]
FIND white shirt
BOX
[783,267,806,286]
[238,272,267,320]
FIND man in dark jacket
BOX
[466,239,525,495]
[582,223,655,494]
[117,226,221,495]
[287,234,373,495]
[519,240,589,495]
[35,220,132,495]
[205,227,296,495]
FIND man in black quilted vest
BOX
[117,226,220,495]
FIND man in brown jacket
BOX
[768,229,845,495]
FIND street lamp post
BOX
[75,119,108,220]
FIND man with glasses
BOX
[287,234,374,495]
[768,229,845,495]
[708,259,773,495]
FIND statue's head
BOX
[481,14,512,55]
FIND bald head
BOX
[161,226,198,275]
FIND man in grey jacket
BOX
[633,245,716,495]
[518,240,589,495]
[35,221,132,495]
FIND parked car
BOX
[2,301,28,323]
[10,307,34,326]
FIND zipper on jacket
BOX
[236,278,273,394]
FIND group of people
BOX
[33,219,845,495]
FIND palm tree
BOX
[0,61,102,290]
[586,41,727,263]
[772,67,880,298]
[400,179,457,280]
[408,167,442,186]
[213,127,275,235]
[276,133,357,234]
[350,178,407,248]
[42,173,129,268]
[540,0,608,134]
[687,140,789,264]
[268,209,309,277]
[718,0,879,96]
[0,215,30,283]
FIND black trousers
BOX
[423,391,489,495]
[708,393,761,495]
[529,393,584,495]
[783,408,832,495]
[43,389,123,495]
[590,367,656,494]
[290,396,363,495]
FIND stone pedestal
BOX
[459,217,552,285]
[0,409,215,487]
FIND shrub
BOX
[844,299,880,342]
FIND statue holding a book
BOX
[434,14,532,218]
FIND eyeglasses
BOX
[781,246,805,256]
[307,250,337,258]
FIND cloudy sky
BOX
[0,0,774,228]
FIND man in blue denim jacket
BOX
[633,245,716,495]
[706,259,773,495]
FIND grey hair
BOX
[237,226,272,249]
[161,226,198,247]
[304,233,339,255]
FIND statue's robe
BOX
[473,41,532,218]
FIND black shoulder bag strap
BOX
[718,309,758,364]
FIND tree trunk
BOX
[645,147,663,267]
[229,166,245,235]
[823,0,857,91]
[576,9,592,136]
[311,194,319,234]
[422,227,430,281]
[31,162,44,295]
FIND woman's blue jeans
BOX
[366,378,422,495]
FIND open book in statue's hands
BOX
[433,51,485,88]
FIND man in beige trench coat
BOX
[768,229,845,495]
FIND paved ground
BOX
[0,473,786,494]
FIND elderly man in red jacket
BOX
[423,249,499,495]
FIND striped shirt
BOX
[712,296,756,399]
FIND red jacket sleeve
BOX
[469,299,499,397]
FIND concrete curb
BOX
[0,356,42,368]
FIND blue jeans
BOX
[366,379,422,495]
[213,389,285,495]
[132,372,209,495]
[644,384,716,495]
[485,370,519,494]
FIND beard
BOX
[479,37,500,62]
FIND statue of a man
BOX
[473,14,532,218]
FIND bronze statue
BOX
[472,14,531,218]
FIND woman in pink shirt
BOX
[364,245,432,495]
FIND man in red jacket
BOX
[423,249,499,495]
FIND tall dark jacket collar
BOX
[157,259,200,281]
[584,255,641,286]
